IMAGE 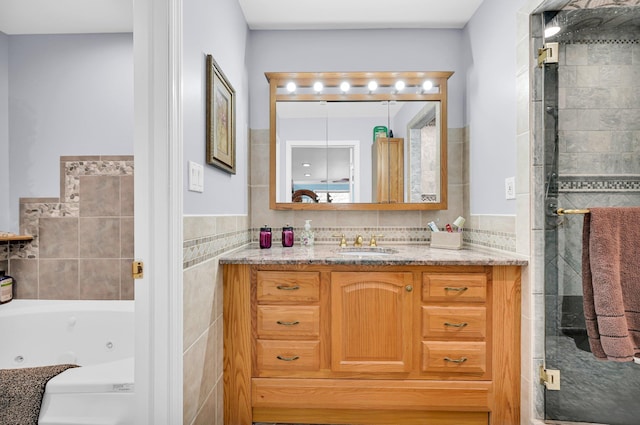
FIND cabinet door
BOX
[331,271,414,373]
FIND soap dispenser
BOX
[300,219,315,246]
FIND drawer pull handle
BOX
[444,322,468,328]
[276,320,300,326]
[444,286,468,292]
[276,355,300,362]
[444,356,468,364]
[276,285,300,291]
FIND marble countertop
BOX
[219,243,528,266]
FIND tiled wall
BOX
[182,215,250,425]
[1,156,134,300]
[249,128,517,250]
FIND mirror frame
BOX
[266,71,454,211]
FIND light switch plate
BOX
[188,161,204,193]
[505,176,515,200]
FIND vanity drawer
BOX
[421,342,487,376]
[422,306,486,340]
[257,340,320,372]
[257,271,320,303]
[257,305,320,338]
[422,273,487,303]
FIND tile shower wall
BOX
[249,128,517,251]
[544,40,640,424]
[3,156,134,300]
[182,215,250,425]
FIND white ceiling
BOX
[239,0,485,30]
[0,0,484,35]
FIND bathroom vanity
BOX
[220,245,525,425]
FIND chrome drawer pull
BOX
[444,356,468,364]
[276,320,300,326]
[444,286,468,292]
[276,285,300,290]
[276,355,300,361]
[444,322,468,328]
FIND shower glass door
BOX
[541,5,640,424]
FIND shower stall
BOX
[535,2,640,424]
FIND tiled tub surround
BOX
[5,156,134,300]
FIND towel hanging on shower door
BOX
[582,207,640,362]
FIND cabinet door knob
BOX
[405,285,413,292]
[444,356,468,364]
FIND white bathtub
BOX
[0,299,135,425]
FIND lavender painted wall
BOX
[7,33,133,232]
[182,0,249,215]
[0,32,9,231]
[463,0,526,215]
[248,29,466,131]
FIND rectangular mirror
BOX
[267,71,453,211]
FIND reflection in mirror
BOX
[267,71,453,211]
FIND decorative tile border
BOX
[183,229,251,269]
[240,226,517,253]
[463,228,517,252]
[558,175,640,192]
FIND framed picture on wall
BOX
[206,54,236,174]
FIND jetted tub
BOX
[0,299,135,425]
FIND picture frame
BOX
[206,54,236,174]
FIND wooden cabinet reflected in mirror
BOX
[267,71,453,211]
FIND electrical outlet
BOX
[188,161,204,193]
[505,176,516,200]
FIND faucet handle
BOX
[332,234,347,248]
[369,234,384,247]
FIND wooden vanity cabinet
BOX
[223,264,521,425]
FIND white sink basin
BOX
[338,247,398,256]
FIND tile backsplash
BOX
[2,155,134,300]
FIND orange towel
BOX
[582,207,640,361]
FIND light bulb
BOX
[313,81,323,92]
[395,80,405,91]
[286,82,296,92]
[340,81,350,92]
[422,80,433,91]
[368,81,378,91]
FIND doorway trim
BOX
[134,0,183,423]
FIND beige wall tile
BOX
[39,217,79,259]
[183,258,217,350]
[184,216,217,241]
[39,259,79,299]
[80,176,121,217]
[79,218,120,258]
[120,217,134,258]
[183,325,217,425]
[120,175,134,217]
[120,259,134,300]
[9,259,38,299]
[79,259,121,299]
